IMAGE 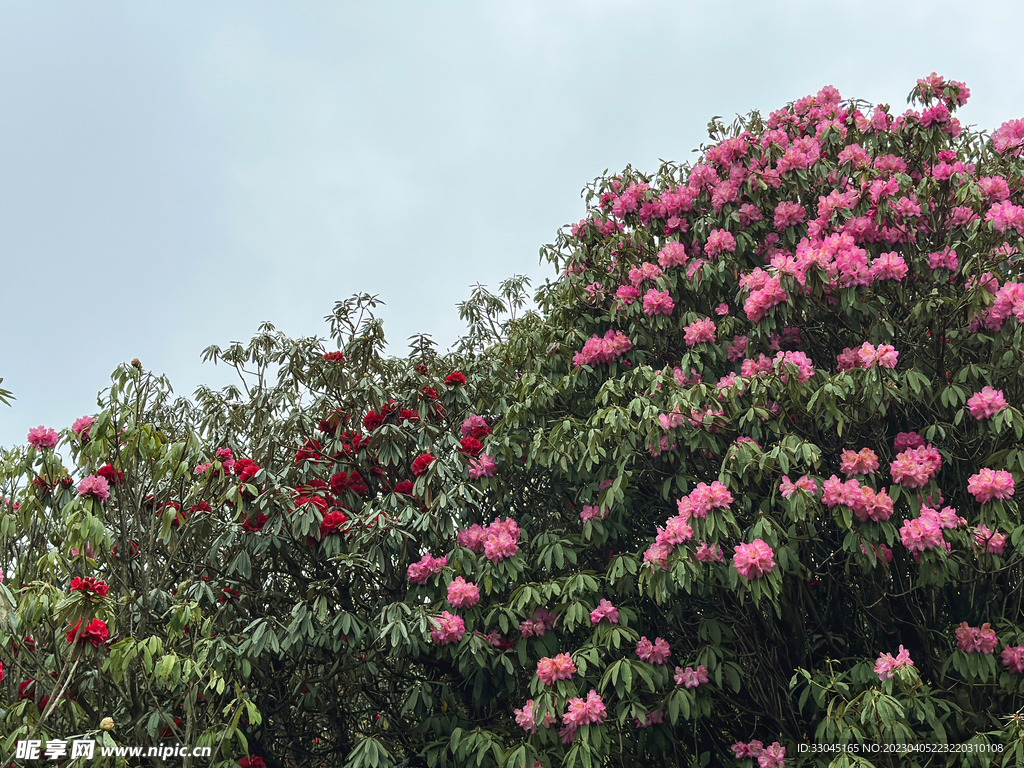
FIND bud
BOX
[100,717,114,731]
[131,358,142,370]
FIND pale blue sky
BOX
[2,1,1023,448]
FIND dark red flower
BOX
[459,436,483,457]
[66,618,109,646]
[393,481,414,496]
[189,501,213,515]
[318,409,348,433]
[411,454,436,477]
[445,372,467,386]
[323,351,345,363]
[294,495,329,515]
[319,510,349,538]
[239,756,266,768]
[415,364,429,375]
[219,588,241,604]
[157,502,184,528]
[241,513,268,533]
[111,541,140,561]
[97,464,124,485]
[70,576,109,598]
[18,680,35,700]
[234,458,261,483]
[294,439,324,463]
[399,409,419,423]
[363,410,385,431]
[420,386,438,400]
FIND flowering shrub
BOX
[5,75,1024,768]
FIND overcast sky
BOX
[2,0,1023,449]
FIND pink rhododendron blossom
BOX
[572,329,632,367]
[985,200,1024,235]
[628,262,664,286]
[430,611,465,645]
[683,317,716,346]
[968,468,1015,503]
[589,599,619,625]
[457,524,487,553]
[733,539,775,579]
[743,275,788,322]
[679,481,733,518]
[468,454,497,480]
[580,504,607,522]
[732,741,765,759]
[514,700,538,733]
[773,200,806,229]
[560,690,606,742]
[779,475,818,498]
[773,350,815,383]
[536,653,577,685]
[407,554,447,585]
[874,645,914,680]
[727,335,749,361]
[840,447,880,477]
[694,542,724,562]
[461,414,488,437]
[483,517,520,561]
[674,665,709,688]
[77,475,110,502]
[861,541,894,563]
[615,285,640,306]
[956,622,998,654]
[967,387,1007,420]
[71,415,96,438]
[890,444,942,488]
[869,251,909,282]
[1002,646,1024,674]
[704,228,736,257]
[27,426,60,449]
[975,524,1006,555]
[634,710,664,729]
[894,432,925,452]
[643,289,675,316]
[928,247,959,272]
[636,636,671,664]
[446,577,480,608]
[657,242,688,269]
[993,118,1024,155]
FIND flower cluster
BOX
[890,444,942,488]
[974,524,1006,554]
[457,518,521,562]
[874,645,914,680]
[967,386,1008,420]
[821,475,894,522]
[1002,645,1024,674]
[77,475,111,502]
[635,636,671,664]
[446,577,480,609]
[571,329,632,367]
[967,468,1015,503]
[733,539,775,580]
[536,653,577,685]
[70,577,108,598]
[406,553,447,585]
[839,447,879,477]
[519,607,557,638]
[900,505,962,553]
[779,475,818,498]
[27,426,59,449]
[66,618,109,647]
[468,454,497,480]
[560,690,606,743]
[732,741,785,768]
[956,622,998,654]
[589,598,619,625]
[683,317,716,346]
[836,343,898,371]
[674,664,708,688]
[430,611,466,645]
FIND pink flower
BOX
[77,475,110,502]
[457,524,487,553]
[27,426,59,449]
[628,262,664,286]
[869,251,908,282]
[993,118,1024,155]
[536,653,577,685]
[874,645,914,680]
[967,468,1015,503]
[468,453,497,480]
[589,599,619,625]
[956,622,998,654]
[446,577,480,608]
[636,636,671,664]
[642,289,675,317]
[674,664,708,688]
[634,709,664,729]
[715,302,729,316]
[967,387,1007,420]
[1002,646,1024,674]
[899,512,946,554]
[733,539,775,580]
[683,317,716,346]
[779,475,818,498]
[758,742,786,768]
[560,690,606,742]
[482,517,520,562]
[894,432,925,452]
[615,285,640,306]
[928,247,959,272]
[514,700,538,733]
[773,350,815,384]
[975,524,1006,555]
[657,242,688,269]
[407,554,447,585]
[694,542,724,562]
[704,229,736,257]
[890,444,942,488]
[572,329,632,367]
[839,448,880,477]
[580,504,606,522]
[430,611,466,645]
[985,200,1024,235]
[71,415,97,439]
[773,200,806,229]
